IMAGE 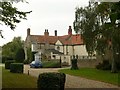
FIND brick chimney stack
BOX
[44,29,49,36]
[55,30,57,36]
[27,28,30,36]
[68,26,72,35]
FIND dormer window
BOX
[57,46,60,51]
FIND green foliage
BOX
[15,48,25,63]
[74,2,120,72]
[37,72,66,90]
[42,60,61,68]
[5,60,15,69]
[0,2,31,30]
[10,63,24,73]
[2,67,37,88]
[2,56,13,63]
[71,58,79,70]
[2,37,24,62]
[59,68,119,85]
[96,60,111,70]
[2,42,15,60]
[26,47,33,63]
[23,59,30,64]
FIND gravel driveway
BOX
[24,65,119,88]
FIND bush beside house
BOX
[15,48,25,63]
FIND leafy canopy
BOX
[0,0,32,37]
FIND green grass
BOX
[2,67,37,88]
[59,68,119,85]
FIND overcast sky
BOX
[0,0,89,46]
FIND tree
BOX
[2,37,24,61]
[25,47,33,63]
[74,2,120,73]
[74,2,99,55]
[15,48,25,63]
[0,1,32,37]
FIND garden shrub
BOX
[5,60,15,69]
[96,60,111,70]
[24,59,30,64]
[15,48,25,63]
[10,63,24,73]
[2,56,14,63]
[37,72,66,90]
[71,58,79,70]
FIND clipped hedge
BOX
[37,72,66,90]
[5,60,15,69]
[42,61,61,68]
[10,63,24,73]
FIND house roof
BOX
[58,34,83,45]
[45,49,64,55]
[30,35,58,44]
[27,34,83,45]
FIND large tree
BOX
[0,0,31,37]
[74,2,120,72]
[2,37,24,61]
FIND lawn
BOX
[2,66,37,88]
[59,68,119,86]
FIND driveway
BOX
[24,65,119,88]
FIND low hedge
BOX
[42,61,61,68]
[37,72,66,90]
[5,60,15,69]
[10,63,24,73]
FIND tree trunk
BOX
[111,42,117,73]
[111,57,117,73]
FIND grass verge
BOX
[2,67,37,88]
[59,68,119,86]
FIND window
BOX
[53,55,56,59]
[57,46,60,51]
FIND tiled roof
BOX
[30,35,58,44]
[28,34,83,45]
[58,34,83,45]
[71,34,83,45]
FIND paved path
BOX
[24,65,119,88]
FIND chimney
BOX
[44,29,49,36]
[68,26,72,35]
[55,30,57,36]
[27,28,30,36]
[44,29,47,35]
